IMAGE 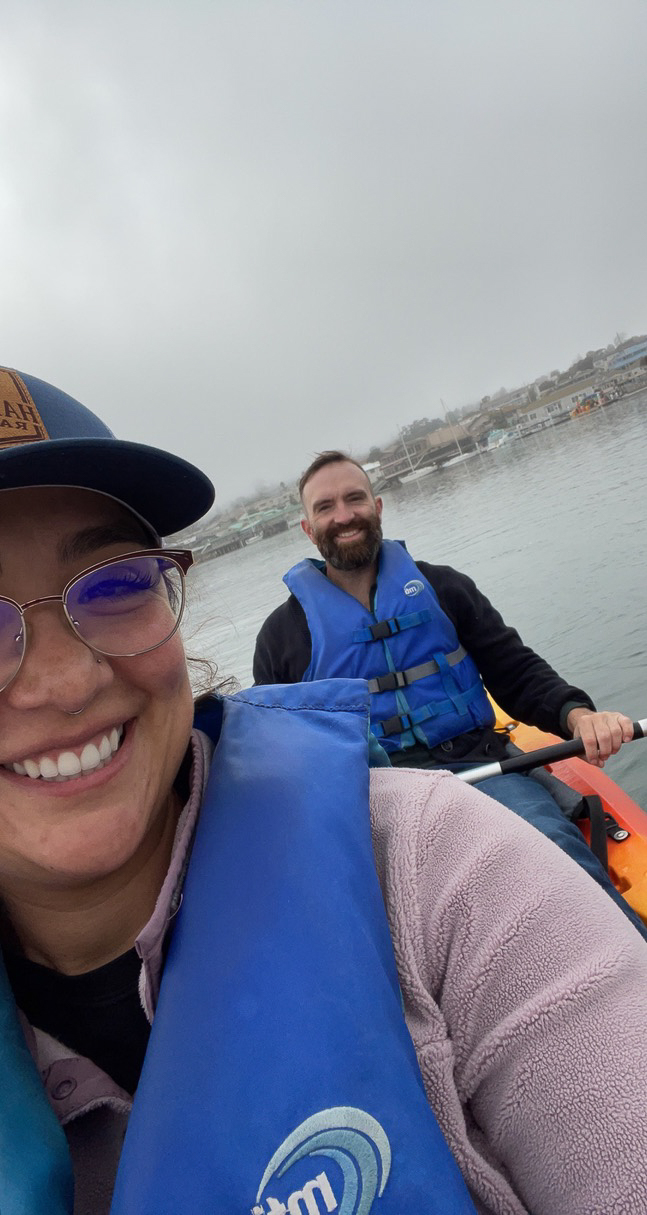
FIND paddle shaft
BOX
[456,719,647,784]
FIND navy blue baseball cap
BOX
[0,368,215,537]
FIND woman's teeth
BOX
[9,726,124,782]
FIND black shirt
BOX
[4,758,192,1096]
[5,947,150,1095]
[252,558,593,744]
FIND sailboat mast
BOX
[399,426,417,473]
[440,398,463,457]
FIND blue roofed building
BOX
[608,339,647,371]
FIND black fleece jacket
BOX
[252,560,593,760]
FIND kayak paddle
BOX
[455,720,647,785]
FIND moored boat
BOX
[400,463,438,483]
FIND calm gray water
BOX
[183,391,647,805]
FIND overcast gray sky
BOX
[1,1,645,505]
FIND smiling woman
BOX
[0,488,194,909]
[1,368,647,1215]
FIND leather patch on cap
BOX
[0,370,50,448]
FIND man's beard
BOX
[314,515,383,571]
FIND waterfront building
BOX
[513,375,597,432]
[608,339,647,372]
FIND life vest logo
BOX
[252,1106,391,1214]
[403,579,424,597]
[0,371,49,448]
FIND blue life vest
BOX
[0,682,477,1214]
[285,540,495,753]
[112,681,477,1213]
[0,957,74,1215]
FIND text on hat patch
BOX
[0,371,49,447]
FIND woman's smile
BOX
[0,720,129,792]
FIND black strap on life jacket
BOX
[352,609,433,643]
[366,645,467,694]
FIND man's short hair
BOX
[298,450,371,501]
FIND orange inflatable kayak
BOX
[489,704,647,926]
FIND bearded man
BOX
[253,450,646,934]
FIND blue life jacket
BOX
[285,540,494,753]
[0,682,477,1214]
[112,681,477,1213]
[0,958,74,1214]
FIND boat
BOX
[571,392,603,418]
[485,425,523,451]
[400,464,438,483]
[439,449,479,468]
[490,703,647,926]
[485,429,510,451]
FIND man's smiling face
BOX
[301,460,383,571]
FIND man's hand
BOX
[566,707,634,767]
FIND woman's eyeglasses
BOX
[0,549,194,693]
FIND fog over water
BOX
[0,2,646,501]
[184,392,647,806]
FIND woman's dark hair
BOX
[188,656,239,708]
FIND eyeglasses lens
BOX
[65,555,184,656]
[0,600,25,689]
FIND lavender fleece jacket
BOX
[21,732,647,1214]
[371,767,647,1215]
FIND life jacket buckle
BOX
[370,618,398,641]
[380,711,411,736]
[374,671,407,693]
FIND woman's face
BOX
[0,487,194,896]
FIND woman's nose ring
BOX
[64,656,102,716]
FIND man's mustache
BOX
[327,519,371,540]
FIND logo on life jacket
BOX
[403,579,424,597]
[251,1106,391,1214]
